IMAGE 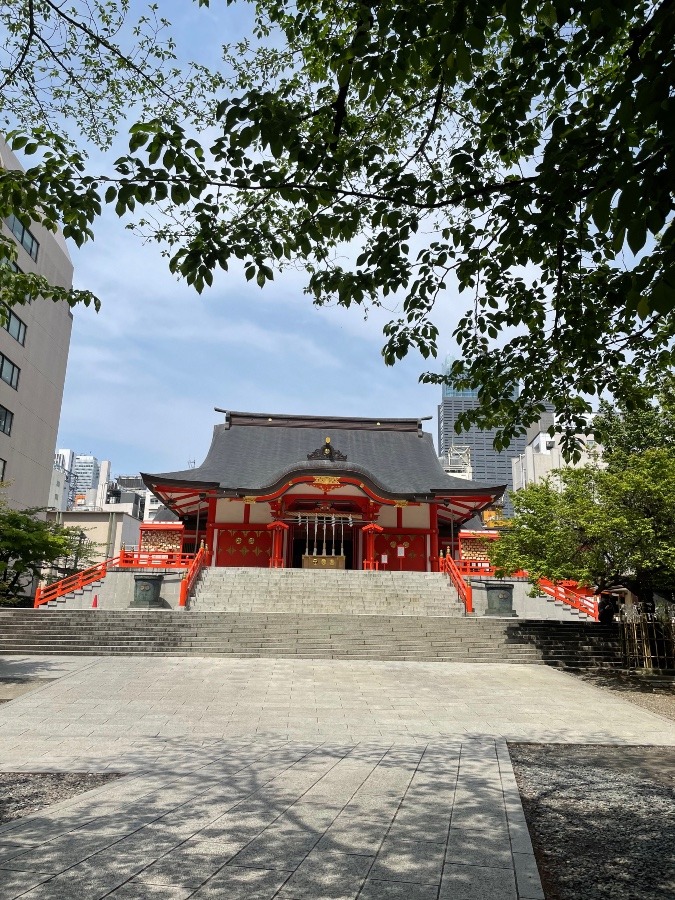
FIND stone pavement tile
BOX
[386,817,450,844]
[440,863,517,899]
[274,804,342,831]
[11,865,135,900]
[107,883,194,898]
[226,822,320,871]
[178,836,248,861]
[0,868,53,900]
[339,794,401,819]
[190,863,290,899]
[294,848,373,877]
[513,851,545,900]
[358,878,439,900]
[369,838,445,884]
[316,818,389,855]
[444,828,513,869]
[275,870,364,900]
[133,847,227,888]
[0,829,126,875]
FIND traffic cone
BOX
[91,594,98,608]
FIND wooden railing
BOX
[439,552,473,614]
[34,550,197,608]
[179,547,207,607]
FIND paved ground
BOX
[0,655,673,900]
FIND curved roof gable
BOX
[143,411,505,501]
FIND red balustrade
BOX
[537,577,598,619]
[34,550,198,608]
[179,547,207,607]
[117,549,196,569]
[439,552,474,614]
[438,552,598,620]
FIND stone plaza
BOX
[0,655,673,899]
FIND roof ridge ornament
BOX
[307,437,347,462]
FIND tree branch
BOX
[0,0,35,92]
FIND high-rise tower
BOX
[437,356,526,513]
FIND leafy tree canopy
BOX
[0,0,223,311]
[593,375,675,461]
[490,451,675,596]
[2,0,675,451]
[0,496,97,605]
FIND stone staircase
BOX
[190,568,466,616]
[0,610,622,668]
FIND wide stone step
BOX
[0,610,622,667]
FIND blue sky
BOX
[56,0,461,477]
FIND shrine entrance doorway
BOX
[288,512,359,570]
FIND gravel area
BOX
[510,743,675,900]
[0,773,122,825]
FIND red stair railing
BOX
[439,554,599,620]
[536,577,598,619]
[34,556,119,608]
[179,546,207,607]
[439,552,473,614]
[34,550,198,608]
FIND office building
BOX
[512,417,604,491]
[0,137,74,510]
[72,454,101,495]
[437,356,526,513]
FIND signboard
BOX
[397,545,405,557]
[381,554,388,565]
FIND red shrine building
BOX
[141,411,506,572]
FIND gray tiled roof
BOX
[142,414,505,500]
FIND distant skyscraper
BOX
[72,454,101,495]
[49,448,75,511]
[437,356,526,513]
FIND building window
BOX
[0,459,5,481]
[0,352,20,389]
[1,305,26,345]
[0,404,13,436]
[6,215,39,261]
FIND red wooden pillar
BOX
[429,504,439,572]
[205,496,217,565]
[361,523,383,570]
[266,521,289,568]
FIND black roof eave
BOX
[430,483,507,498]
[142,469,505,504]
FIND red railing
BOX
[439,553,473,614]
[179,547,207,607]
[456,560,496,577]
[117,549,197,569]
[537,577,598,620]
[34,551,197,608]
[35,557,115,608]
[439,554,599,621]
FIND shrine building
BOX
[141,411,506,572]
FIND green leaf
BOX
[591,190,613,233]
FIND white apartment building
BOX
[512,419,603,491]
[0,138,74,510]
